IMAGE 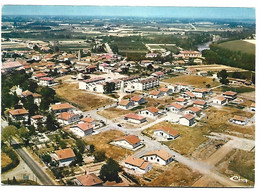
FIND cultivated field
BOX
[83,130,133,160]
[217,40,255,55]
[163,75,220,88]
[186,64,247,72]
[54,82,114,111]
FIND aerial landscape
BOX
[1,5,256,188]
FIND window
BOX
[150,157,153,160]
[157,159,159,162]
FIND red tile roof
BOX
[193,100,206,106]
[233,115,247,122]
[51,103,74,111]
[182,114,195,120]
[142,149,173,161]
[32,115,44,120]
[55,148,75,160]
[9,108,29,116]
[146,106,159,113]
[185,91,195,97]
[125,113,146,121]
[159,87,169,92]
[185,106,201,113]
[58,112,76,121]
[124,155,150,170]
[2,61,22,69]
[119,100,130,106]
[176,97,185,102]
[114,135,141,145]
[223,91,237,96]
[155,126,179,137]
[131,95,142,102]
[81,117,95,123]
[170,102,184,110]
[76,173,103,186]
[150,90,161,96]
[34,72,47,78]
[40,77,54,81]
[75,122,93,131]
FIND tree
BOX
[104,82,115,94]
[99,158,121,182]
[45,113,60,131]
[2,125,18,144]
[59,140,67,149]
[206,84,211,88]
[217,69,229,85]
[18,126,30,142]
[94,150,106,162]
[89,144,95,154]
[76,139,86,153]
[42,154,52,164]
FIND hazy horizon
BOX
[2,5,255,20]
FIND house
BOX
[159,87,173,96]
[38,77,55,86]
[21,90,42,105]
[70,122,93,137]
[231,115,248,126]
[130,96,146,105]
[124,156,152,174]
[53,148,75,167]
[250,103,255,112]
[9,108,29,121]
[140,149,174,165]
[184,106,202,117]
[139,107,159,118]
[2,61,23,73]
[75,173,103,186]
[149,90,164,99]
[152,71,164,79]
[57,112,80,125]
[133,77,159,91]
[179,114,195,126]
[175,83,190,91]
[174,67,185,73]
[33,72,47,80]
[112,135,143,150]
[179,50,202,58]
[223,91,237,101]
[118,100,134,110]
[50,102,75,114]
[124,113,147,124]
[181,91,196,100]
[175,97,188,106]
[166,102,184,113]
[153,126,180,140]
[78,77,106,91]
[212,96,227,105]
[81,117,96,126]
[192,88,207,98]
[193,100,207,108]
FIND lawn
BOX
[217,40,255,55]
[97,107,133,120]
[54,82,114,111]
[163,75,220,88]
[1,152,12,169]
[83,130,133,160]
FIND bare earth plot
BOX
[163,75,220,88]
[186,64,247,72]
[1,152,12,169]
[53,82,114,111]
[97,108,133,120]
[83,130,133,161]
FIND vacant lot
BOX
[163,75,220,88]
[1,152,12,169]
[215,86,255,94]
[83,130,133,160]
[54,83,113,111]
[186,64,246,72]
[217,40,255,55]
[139,163,201,187]
[97,107,132,120]
[142,121,208,156]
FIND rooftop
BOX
[55,148,75,160]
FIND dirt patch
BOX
[1,152,12,168]
[163,74,220,88]
[186,64,246,72]
[54,82,113,111]
[97,108,132,120]
[139,162,201,187]
[83,130,133,161]
[192,176,224,187]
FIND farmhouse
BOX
[130,96,146,105]
[179,114,195,126]
[9,108,29,121]
[212,96,227,105]
[112,135,143,150]
[193,100,207,108]
[70,122,93,137]
[118,100,134,110]
[140,149,174,165]
[223,91,237,101]
[57,112,80,125]
[153,126,180,140]
[139,107,159,118]
[124,156,152,174]
[184,106,202,117]
[124,113,147,124]
[53,148,75,167]
[166,102,184,113]
[149,90,164,99]
[75,173,103,186]
[50,102,75,114]
[231,115,248,126]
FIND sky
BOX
[1,5,255,20]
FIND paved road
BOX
[11,139,55,185]
[105,43,113,54]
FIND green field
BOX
[217,40,255,55]
[217,86,255,94]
